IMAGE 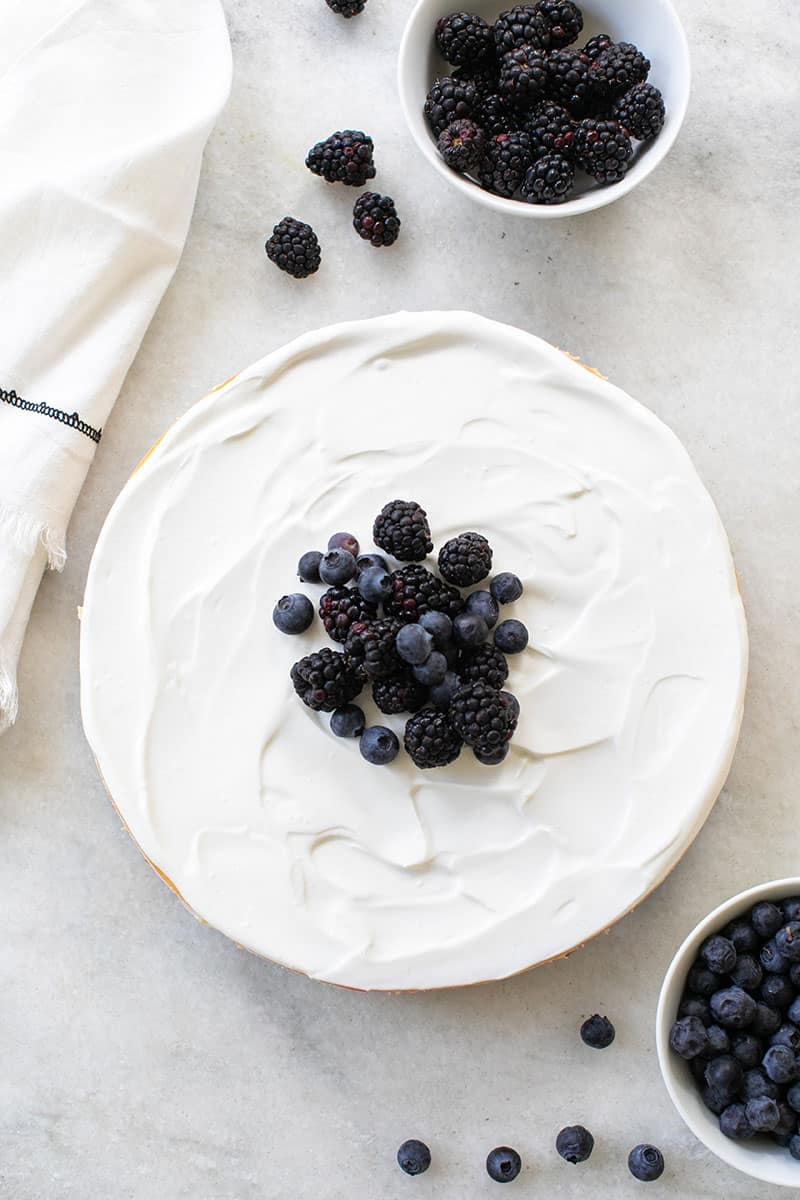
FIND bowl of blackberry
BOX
[398,0,690,217]
[657,879,800,1188]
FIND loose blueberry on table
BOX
[425,3,666,206]
[276,501,529,768]
[486,1145,522,1182]
[669,894,800,1159]
[396,1139,431,1176]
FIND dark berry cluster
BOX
[273,505,530,768]
[669,895,800,1160]
[424,4,665,205]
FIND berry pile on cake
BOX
[669,895,800,1160]
[424,3,665,204]
[273,500,529,769]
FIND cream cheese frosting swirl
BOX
[80,312,748,990]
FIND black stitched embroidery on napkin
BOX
[1,386,102,444]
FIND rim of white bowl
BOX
[656,877,800,1188]
[397,0,692,219]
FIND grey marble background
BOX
[2,1,799,1197]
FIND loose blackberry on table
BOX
[319,586,376,642]
[265,217,321,279]
[435,11,493,66]
[325,0,367,15]
[353,192,401,247]
[305,130,376,186]
[373,499,433,562]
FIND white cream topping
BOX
[80,312,748,991]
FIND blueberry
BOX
[791,963,800,990]
[490,573,523,605]
[752,901,783,939]
[719,1104,755,1141]
[704,1056,743,1098]
[742,1068,779,1101]
[465,590,500,628]
[669,1015,709,1059]
[678,995,711,1025]
[730,955,762,991]
[360,726,400,765]
[732,1034,763,1070]
[701,934,737,976]
[328,531,360,557]
[580,1014,615,1049]
[790,1134,800,1160]
[474,743,509,765]
[272,593,314,634]
[745,1096,781,1132]
[688,962,722,998]
[411,651,448,686]
[330,705,365,738]
[776,922,800,962]
[396,623,434,666]
[761,974,795,1010]
[763,1044,797,1084]
[770,1023,800,1052]
[753,1002,782,1038]
[556,1125,594,1164]
[397,1139,431,1176]
[783,898,800,923]
[356,552,389,576]
[486,1146,521,1183]
[494,619,529,654]
[453,612,489,648]
[430,671,461,710]
[710,987,757,1029]
[627,1144,665,1182]
[500,692,521,723]
[418,610,453,647]
[319,548,357,586]
[761,939,791,974]
[358,567,391,605]
[702,1085,728,1116]
[726,919,761,957]
[706,1025,730,1056]
[787,1082,800,1113]
[690,1056,708,1083]
[297,550,323,582]
[773,1102,798,1141]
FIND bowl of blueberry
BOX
[398,0,690,217]
[657,879,800,1188]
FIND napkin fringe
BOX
[0,500,66,570]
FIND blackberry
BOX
[325,0,367,14]
[405,708,464,769]
[453,59,500,103]
[265,217,321,279]
[353,192,401,247]
[450,681,517,752]
[574,118,633,182]
[436,11,493,66]
[424,75,477,136]
[590,42,650,98]
[612,82,665,141]
[534,0,583,48]
[494,5,550,54]
[521,153,574,203]
[582,32,612,60]
[474,93,513,136]
[546,48,591,114]
[438,119,487,173]
[291,647,363,712]
[438,531,493,586]
[525,100,575,159]
[319,586,377,643]
[305,130,376,186]
[499,45,548,110]
[460,642,509,689]
[479,130,532,196]
[373,673,428,715]
[385,564,464,623]
[345,617,403,680]
[373,499,433,561]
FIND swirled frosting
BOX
[80,312,747,990]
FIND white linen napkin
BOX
[0,0,232,732]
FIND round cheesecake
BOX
[80,312,748,991]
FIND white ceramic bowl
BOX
[657,878,800,1189]
[398,0,691,218]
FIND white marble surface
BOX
[2,1,799,1196]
